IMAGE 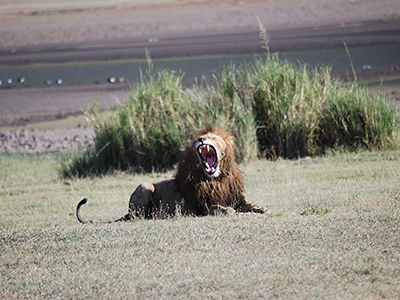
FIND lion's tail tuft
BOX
[76,198,91,224]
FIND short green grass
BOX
[1,151,399,299]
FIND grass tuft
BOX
[318,84,400,151]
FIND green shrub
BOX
[245,25,399,158]
[318,84,399,151]
[61,62,258,177]
[248,56,326,158]
[212,65,259,162]
[246,58,399,158]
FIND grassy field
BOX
[1,151,399,299]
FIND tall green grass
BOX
[318,83,399,150]
[247,57,399,158]
[61,59,258,177]
[248,56,325,158]
[245,22,399,157]
[61,34,399,177]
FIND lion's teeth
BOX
[207,145,210,152]
[199,147,202,153]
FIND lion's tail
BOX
[76,198,91,224]
[76,198,132,224]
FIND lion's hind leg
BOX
[129,182,155,218]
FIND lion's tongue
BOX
[200,146,216,173]
[205,157,214,172]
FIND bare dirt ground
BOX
[1,0,399,49]
[1,0,399,154]
[0,128,94,154]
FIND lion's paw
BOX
[251,205,270,214]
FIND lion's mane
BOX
[175,125,246,215]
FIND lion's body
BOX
[128,125,268,218]
[76,125,268,223]
[129,179,182,218]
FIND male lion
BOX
[76,125,268,223]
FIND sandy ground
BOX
[2,0,399,49]
[0,128,95,154]
[1,0,400,154]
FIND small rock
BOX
[108,77,117,83]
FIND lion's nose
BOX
[198,137,206,143]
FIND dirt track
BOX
[0,128,94,154]
[2,0,399,49]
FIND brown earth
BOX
[0,128,94,154]
[2,0,399,49]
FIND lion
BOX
[76,125,269,223]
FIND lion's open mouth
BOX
[198,144,218,175]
